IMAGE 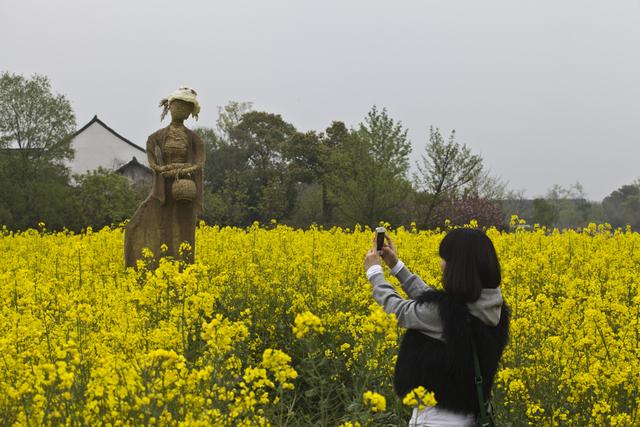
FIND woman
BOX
[363,229,510,426]
[124,87,205,268]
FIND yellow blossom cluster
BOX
[363,390,387,412]
[402,386,438,411]
[292,311,325,339]
[261,349,298,390]
[0,219,638,425]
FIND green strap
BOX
[470,336,489,420]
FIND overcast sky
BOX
[2,0,639,200]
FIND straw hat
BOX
[159,87,200,121]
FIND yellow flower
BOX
[591,401,610,419]
[292,311,325,339]
[1,220,639,424]
[261,349,298,389]
[526,402,545,422]
[403,386,437,411]
[363,390,386,413]
[243,367,274,389]
[201,315,249,355]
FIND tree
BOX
[229,111,298,222]
[543,182,595,228]
[602,181,640,229]
[196,102,254,225]
[329,106,412,226]
[216,101,253,140]
[0,159,77,230]
[469,169,507,200]
[0,72,76,172]
[0,71,76,229]
[196,126,252,225]
[198,101,253,193]
[413,127,484,228]
[286,122,351,225]
[531,198,557,227]
[317,121,349,223]
[501,188,528,225]
[285,131,323,185]
[72,168,138,230]
[197,105,301,225]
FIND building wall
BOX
[67,121,148,176]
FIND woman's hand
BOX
[364,248,381,272]
[379,235,399,269]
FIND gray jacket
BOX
[368,265,504,341]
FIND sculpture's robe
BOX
[124,125,205,268]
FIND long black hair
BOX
[438,228,501,303]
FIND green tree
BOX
[413,127,485,228]
[0,71,76,229]
[196,102,254,225]
[285,123,353,226]
[602,181,640,229]
[0,160,76,230]
[0,72,76,165]
[216,101,253,138]
[196,126,252,225]
[198,106,300,225]
[72,168,138,230]
[198,101,253,191]
[546,182,596,227]
[531,198,557,227]
[329,106,412,226]
[319,122,350,223]
[284,130,325,226]
[501,189,528,225]
[285,131,323,185]
[230,111,298,221]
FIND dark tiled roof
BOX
[73,115,145,153]
[116,156,152,174]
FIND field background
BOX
[1,221,638,426]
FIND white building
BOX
[68,115,152,185]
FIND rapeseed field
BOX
[0,218,638,426]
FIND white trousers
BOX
[408,406,475,427]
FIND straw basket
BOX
[172,177,196,202]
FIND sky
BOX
[1,0,639,201]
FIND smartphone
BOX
[375,227,386,251]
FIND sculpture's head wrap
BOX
[159,87,200,121]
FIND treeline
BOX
[505,182,640,230]
[196,101,506,229]
[1,71,639,231]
